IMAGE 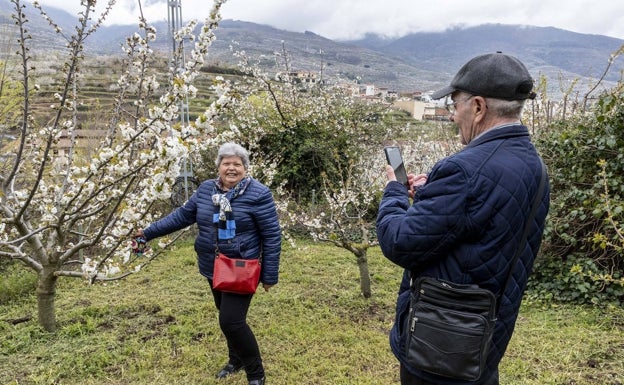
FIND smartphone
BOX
[384,146,408,186]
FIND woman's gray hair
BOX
[215,142,250,170]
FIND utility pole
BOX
[168,0,198,207]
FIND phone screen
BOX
[384,146,408,186]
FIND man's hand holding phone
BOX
[384,164,399,184]
[384,146,428,196]
[384,146,409,186]
[408,173,428,197]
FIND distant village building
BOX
[392,99,450,121]
[54,129,108,164]
[276,70,452,121]
[276,70,321,86]
[423,105,451,121]
[363,84,392,99]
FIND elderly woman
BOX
[136,142,281,385]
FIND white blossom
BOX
[2,0,236,286]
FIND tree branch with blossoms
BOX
[0,0,233,331]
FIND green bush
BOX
[535,86,624,303]
[527,252,624,306]
[538,89,624,258]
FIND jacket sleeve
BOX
[376,160,472,272]
[143,193,198,241]
[254,188,282,285]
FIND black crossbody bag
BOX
[405,160,547,381]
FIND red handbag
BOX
[213,252,261,294]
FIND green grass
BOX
[1,240,623,385]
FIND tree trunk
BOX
[37,268,58,332]
[356,251,371,298]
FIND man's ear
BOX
[473,96,488,122]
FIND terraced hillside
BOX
[28,55,236,131]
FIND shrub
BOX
[534,85,624,304]
[527,252,624,306]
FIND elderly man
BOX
[376,52,550,385]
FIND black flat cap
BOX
[432,52,535,100]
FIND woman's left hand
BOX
[262,283,274,292]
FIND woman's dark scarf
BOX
[212,176,251,240]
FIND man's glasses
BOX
[446,95,474,114]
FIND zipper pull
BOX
[410,316,418,332]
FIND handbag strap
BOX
[496,158,547,312]
[214,224,220,254]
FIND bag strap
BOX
[496,158,547,312]
[214,222,220,254]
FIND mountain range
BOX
[1,0,623,94]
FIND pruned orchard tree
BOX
[301,149,385,298]
[0,0,234,331]
[293,137,461,298]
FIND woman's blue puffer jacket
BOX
[142,178,281,285]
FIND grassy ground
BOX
[1,240,623,385]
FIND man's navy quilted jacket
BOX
[376,123,550,384]
[143,178,281,285]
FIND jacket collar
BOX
[465,123,529,149]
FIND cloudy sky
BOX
[34,0,624,41]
